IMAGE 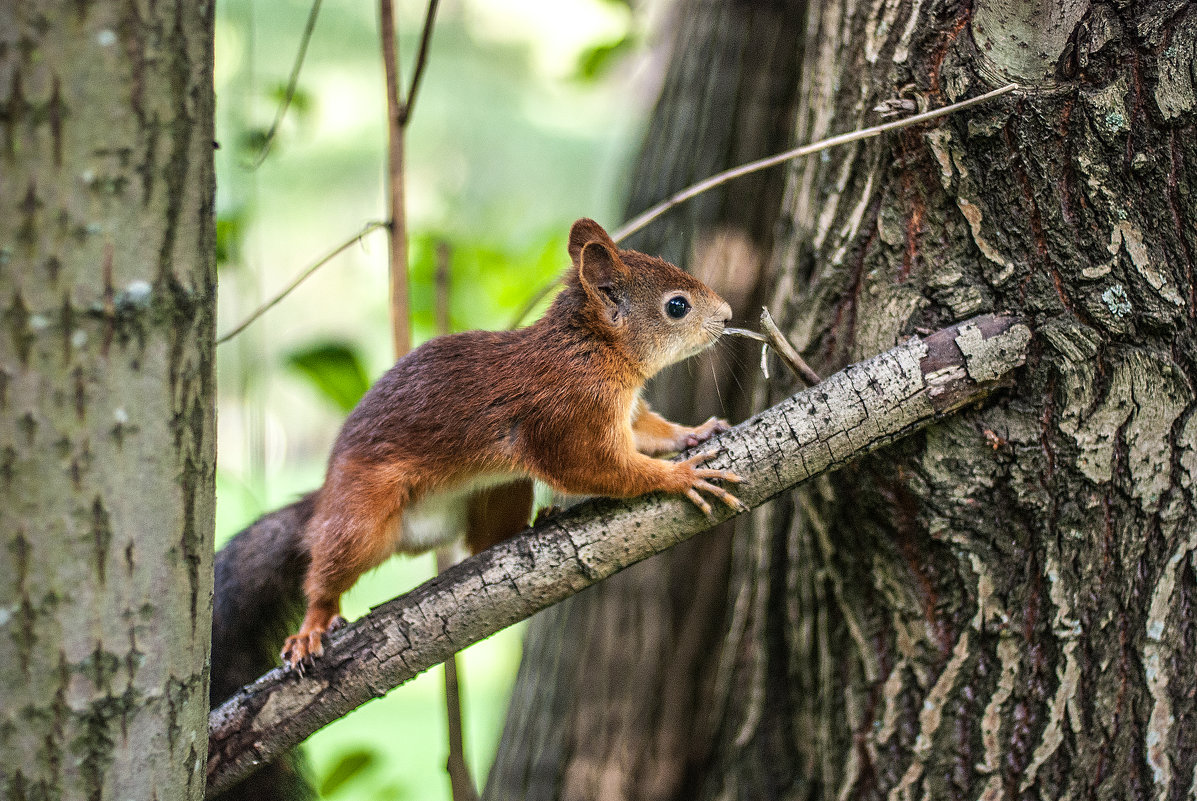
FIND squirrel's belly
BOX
[396,471,525,553]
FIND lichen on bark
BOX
[699,1,1197,799]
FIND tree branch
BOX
[608,83,1019,243]
[215,221,388,346]
[244,0,324,170]
[379,0,411,357]
[205,314,1032,797]
[399,0,441,125]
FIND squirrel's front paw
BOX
[676,449,746,516]
[682,416,731,449]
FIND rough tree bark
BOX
[490,1,1197,800]
[0,2,216,799]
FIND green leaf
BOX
[285,341,371,414]
[268,81,314,119]
[317,748,377,797]
[575,34,636,81]
[237,127,270,158]
[215,209,247,268]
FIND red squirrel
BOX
[279,218,746,666]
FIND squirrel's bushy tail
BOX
[209,494,317,801]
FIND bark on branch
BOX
[205,313,1031,797]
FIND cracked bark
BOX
[0,2,216,800]
[696,2,1197,800]
[480,2,1197,801]
[206,314,1030,798]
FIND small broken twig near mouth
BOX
[723,311,822,386]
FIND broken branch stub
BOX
[205,313,1031,798]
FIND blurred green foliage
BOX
[286,342,371,414]
[213,0,647,798]
[318,749,380,797]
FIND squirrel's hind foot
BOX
[281,630,325,668]
[281,611,346,669]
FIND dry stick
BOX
[399,0,440,126]
[206,313,1033,797]
[508,82,1019,328]
[380,0,442,359]
[608,83,1019,243]
[244,0,323,170]
[435,549,480,801]
[431,242,480,801]
[759,309,822,386]
[215,221,389,346]
[381,8,474,797]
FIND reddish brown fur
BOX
[282,219,742,664]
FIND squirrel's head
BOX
[566,218,732,378]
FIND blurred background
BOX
[214,0,663,797]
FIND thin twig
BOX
[435,551,479,801]
[380,0,411,357]
[758,309,821,386]
[508,84,1019,329]
[608,83,1019,243]
[244,0,323,170]
[508,278,562,330]
[431,244,479,801]
[215,221,388,346]
[399,0,441,125]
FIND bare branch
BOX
[507,84,1019,329]
[206,314,1032,797]
[759,308,822,385]
[379,0,411,356]
[215,221,389,346]
[244,0,324,170]
[399,0,441,125]
[609,83,1019,243]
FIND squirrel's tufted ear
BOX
[568,218,618,269]
[577,240,630,326]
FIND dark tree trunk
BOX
[0,1,216,798]
[489,1,1197,800]
[484,0,806,798]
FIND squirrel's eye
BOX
[665,295,691,319]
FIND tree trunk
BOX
[490,1,1197,800]
[484,0,805,798]
[0,2,216,799]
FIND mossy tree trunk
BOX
[489,1,1197,799]
[0,2,216,799]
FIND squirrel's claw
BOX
[682,417,732,448]
[281,629,327,669]
[689,478,747,513]
[678,449,747,514]
[685,487,714,516]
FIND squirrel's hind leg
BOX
[283,464,410,667]
[464,478,534,554]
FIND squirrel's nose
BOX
[717,301,732,324]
